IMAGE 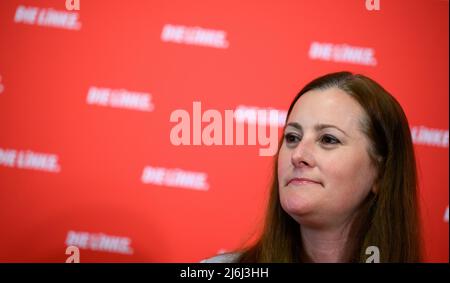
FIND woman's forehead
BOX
[287,88,367,135]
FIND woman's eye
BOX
[284,133,300,144]
[320,135,340,145]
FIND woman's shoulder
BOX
[200,252,242,263]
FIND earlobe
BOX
[371,184,378,194]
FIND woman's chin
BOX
[281,197,313,217]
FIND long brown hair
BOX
[238,71,423,262]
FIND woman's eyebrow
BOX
[315,124,349,137]
[284,122,302,131]
[284,122,349,137]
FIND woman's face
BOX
[278,87,377,228]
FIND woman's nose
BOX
[291,139,315,168]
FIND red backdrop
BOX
[0,0,448,262]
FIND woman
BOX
[202,71,423,263]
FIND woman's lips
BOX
[287,178,322,186]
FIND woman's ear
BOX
[371,174,381,195]
[371,156,383,195]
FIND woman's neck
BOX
[300,222,354,263]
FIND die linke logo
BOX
[65,230,134,255]
[0,75,4,94]
[444,206,449,223]
[14,5,81,30]
[161,24,229,49]
[309,41,377,66]
[411,126,449,148]
[169,102,280,156]
[87,86,155,112]
[142,166,209,191]
[0,147,61,173]
[65,0,80,11]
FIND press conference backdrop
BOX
[0,0,448,262]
